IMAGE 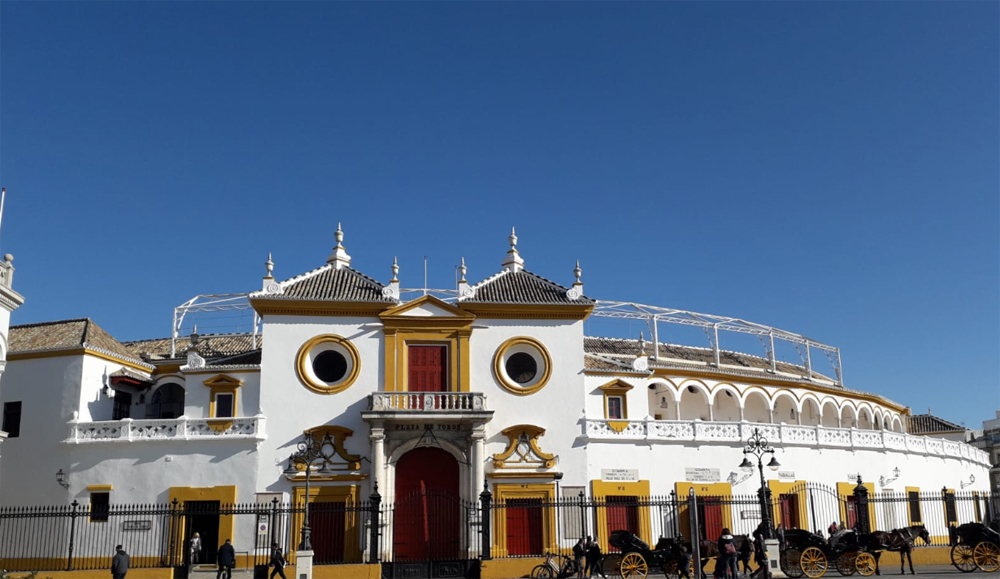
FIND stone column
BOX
[471,425,486,501]
[370,423,385,487]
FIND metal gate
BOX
[385,489,477,579]
[785,482,849,535]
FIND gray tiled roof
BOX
[110,367,154,385]
[207,349,262,367]
[464,269,594,305]
[907,413,965,434]
[122,333,259,362]
[10,318,140,363]
[257,265,394,303]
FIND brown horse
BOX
[868,525,931,575]
[699,536,753,576]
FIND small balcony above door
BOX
[362,392,493,423]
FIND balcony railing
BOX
[64,415,267,444]
[368,392,487,412]
[584,418,990,466]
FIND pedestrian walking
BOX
[217,539,236,579]
[585,535,606,578]
[190,532,202,565]
[718,528,738,579]
[111,545,130,579]
[269,542,287,579]
[827,521,838,537]
[677,543,691,579]
[573,537,586,578]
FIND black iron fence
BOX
[2,487,998,573]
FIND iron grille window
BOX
[907,491,922,523]
[944,492,957,524]
[2,401,21,438]
[112,392,132,420]
[90,492,110,522]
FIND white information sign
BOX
[777,471,796,480]
[601,469,639,482]
[685,468,721,483]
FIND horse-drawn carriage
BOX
[949,522,1000,573]
[605,530,690,579]
[779,529,878,578]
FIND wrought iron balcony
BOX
[63,415,267,444]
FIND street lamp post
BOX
[739,428,781,540]
[285,431,338,551]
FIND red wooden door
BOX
[845,496,858,529]
[408,346,448,392]
[393,447,460,561]
[606,496,640,551]
[698,498,723,541]
[311,502,346,563]
[505,499,544,556]
[780,494,800,529]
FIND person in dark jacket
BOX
[718,528,738,579]
[111,545,130,579]
[217,539,236,579]
[269,542,287,579]
[584,536,606,579]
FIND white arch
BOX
[743,389,772,424]
[678,381,711,421]
[711,385,742,421]
[892,415,903,433]
[800,395,822,426]
[647,381,677,419]
[772,391,799,425]
[857,404,874,430]
[840,402,858,429]
[821,398,841,428]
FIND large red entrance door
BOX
[393,447,461,561]
[408,346,447,392]
[605,496,640,551]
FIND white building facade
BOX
[0,227,991,570]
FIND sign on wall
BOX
[601,469,639,482]
[685,468,721,483]
[122,520,152,532]
[777,471,796,480]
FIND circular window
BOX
[313,350,348,383]
[493,337,551,396]
[296,335,361,394]
[505,353,537,384]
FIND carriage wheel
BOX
[602,553,624,578]
[973,541,1000,573]
[950,545,976,573]
[800,547,828,578]
[835,553,857,576]
[855,553,877,577]
[783,550,805,579]
[620,552,649,579]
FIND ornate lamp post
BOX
[739,428,781,539]
[285,431,337,551]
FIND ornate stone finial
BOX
[265,253,274,278]
[501,226,525,272]
[574,260,582,284]
[191,324,200,345]
[459,257,467,283]
[391,256,399,283]
[638,332,646,355]
[327,222,352,268]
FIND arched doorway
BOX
[393,447,462,561]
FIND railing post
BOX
[369,480,382,564]
[480,481,492,560]
[853,475,870,534]
[688,489,701,578]
[169,498,180,567]
[270,497,279,559]
[67,499,80,571]
[578,490,587,540]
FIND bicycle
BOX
[532,552,582,579]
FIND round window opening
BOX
[505,353,537,384]
[313,350,348,383]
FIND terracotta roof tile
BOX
[254,265,394,303]
[10,318,140,363]
[122,333,259,361]
[907,414,965,434]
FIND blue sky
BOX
[1,2,997,427]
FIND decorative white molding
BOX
[63,415,267,444]
[368,392,487,412]
[582,418,990,466]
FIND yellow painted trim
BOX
[250,297,393,318]
[209,387,238,418]
[169,485,238,556]
[9,348,154,373]
[942,488,957,525]
[592,480,652,552]
[458,330,471,392]
[285,473,369,482]
[459,302,593,320]
[492,482,557,557]
[767,480,808,530]
[905,486,922,524]
[674,481,733,541]
[836,481,876,529]
[295,334,361,395]
[86,484,113,491]
[599,379,634,419]
[380,294,477,323]
[607,421,630,432]
[298,425,363,471]
[88,489,112,523]
[493,337,553,396]
[2,568,174,579]
[382,325,470,392]
[291,485,362,561]
[202,374,244,388]
[492,424,556,469]
[184,368,260,375]
[487,471,563,480]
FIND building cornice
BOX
[9,347,155,373]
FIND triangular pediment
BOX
[202,374,244,388]
[380,295,476,321]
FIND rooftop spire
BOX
[326,222,352,269]
[459,257,467,282]
[391,256,399,283]
[264,252,274,279]
[501,226,525,272]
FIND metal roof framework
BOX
[170,291,843,386]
